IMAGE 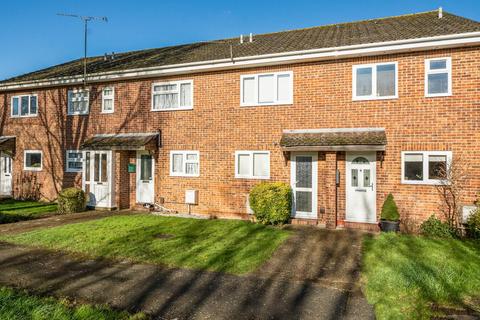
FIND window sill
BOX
[352,96,398,101]
[401,180,448,186]
[100,111,114,114]
[424,93,452,98]
[170,173,200,178]
[24,168,42,172]
[240,102,293,108]
[151,107,193,112]
[66,170,82,173]
[67,113,89,116]
[235,175,270,180]
[11,114,38,118]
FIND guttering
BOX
[2,31,480,91]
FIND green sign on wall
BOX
[127,163,136,173]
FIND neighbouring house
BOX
[0,9,479,230]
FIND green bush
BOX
[466,207,480,239]
[249,182,292,225]
[58,187,86,214]
[381,194,400,221]
[420,214,457,239]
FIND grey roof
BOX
[280,129,387,150]
[81,133,159,151]
[2,10,480,85]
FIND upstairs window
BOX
[68,89,89,115]
[425,58,451,97]
[235,151,270,179]
[152,80,193,111]
[353,62,397,100]
[11,95,38,117]
[65,150,83,172]
[101,87,114,113]
[401,151,452,185]
[170,151,199,177]
[241,71,293,106]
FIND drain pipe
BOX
[334,152,339,229]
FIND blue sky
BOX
[1,0,479,80]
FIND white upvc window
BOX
[68,89,89,115]
[235,151,270,179]
[152,80,193,111]
[240,71,293,106]
[352,62,398,100]
[425,57,452,97]
[170,151,199,177]
[101,87,115,113]
[401,151,452,185]
[24,150,43,171]
[11,94,38,117]
[65,150,83,172]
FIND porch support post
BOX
[325,152,337,229]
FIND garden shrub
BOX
[58,187,86,214]
[420,214,457,239]
[380,194,400,221]
[249,182,292,225]
[466,207,480,239]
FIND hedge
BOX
[249,182,292,225]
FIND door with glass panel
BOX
[346,152,376,223]
[82,151,113,208]
[291,152,318,219]
[136,151,154,204]
[0,152,12,196]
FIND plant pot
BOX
[379,219,400,232]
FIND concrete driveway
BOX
[0,215,374,319]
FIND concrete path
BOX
[0,216,374,319]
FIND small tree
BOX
[435,158,467,230]
[381,193,400,221]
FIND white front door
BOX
[0,152,12,196]
[346,152,376,223]
[136,151,154,204]
[82,150,115,208]
[291,152,318,219]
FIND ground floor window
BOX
[24,150,42,171]
[401,151,452,185]
[66,150,83,172]
[170,151,199,177]
[235,151,270,179]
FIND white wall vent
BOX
[185,190,198,205]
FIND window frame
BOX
[424,57,452,97]
[234,151,270,179]
[240,71,293,107]
[169,150,200,177]
[352,62,398,101]
[151,80,194,112]
[65,150,83,173]
[401,151,452,185]
[101,87,115,114]
[23,150,43,171]
[11,94,38,118]
[67,88,90,115]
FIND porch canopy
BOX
[0,136,16,154]
[280,128,386,151]
[81,133,160,151]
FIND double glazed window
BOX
[24,150,42,171]
[12,95,38,117]
[353,62,397,100]
[425,58,451,97]
[170,151,199,177]
[235,151,270,179]
[66,150,83,172]
[152,80,193,111]
[68,89,89,115]
[102,87,114,113]
[241,72,293,106]
[402,151,452,184]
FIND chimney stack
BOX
[438,7,443,19]
[249,32,253,43]
[240,34,243,44]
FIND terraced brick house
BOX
[0,9,479,230]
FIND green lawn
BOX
[0,286,144,320]
[362,233,480,319]
[0,199,58,224]
[3,215,291,274]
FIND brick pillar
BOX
[325,152,337,229]
[115,151,132,210]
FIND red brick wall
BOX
[0,47,479,228]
